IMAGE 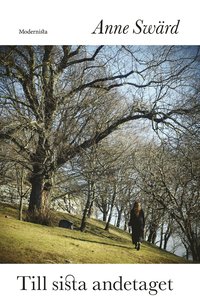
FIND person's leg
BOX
[131,230,138,249]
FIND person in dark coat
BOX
[128,201,145,251]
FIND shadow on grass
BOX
[64,234,134,251]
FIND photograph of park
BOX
[0,45,199,263]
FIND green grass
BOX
[0,203,189,264]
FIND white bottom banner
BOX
[0,264,198,306]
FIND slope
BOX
[0,203,188,264]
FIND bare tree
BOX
[134,136,200,261]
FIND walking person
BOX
[128,201,145,251]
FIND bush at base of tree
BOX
[26,209,53,226]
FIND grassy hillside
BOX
[0,203,188,264]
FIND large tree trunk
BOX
[29,174,44,212]
[28,165,53,225]
[27,132,54,221]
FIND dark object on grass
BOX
[59,219,74,229]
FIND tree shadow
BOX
[64,234,134,250]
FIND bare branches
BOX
[0,45,199,214]
[57,45,104,73]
